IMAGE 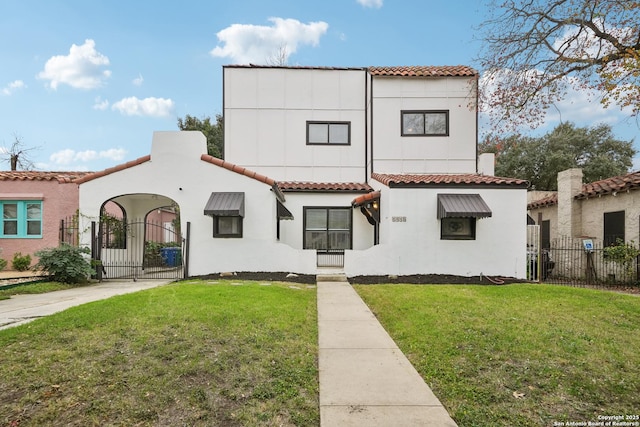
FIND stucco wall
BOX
[371,75,477,174]
[345,185,528,278]
[224,67,367,182]
[579,192,640,243]
[0,179,79,267]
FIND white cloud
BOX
[2,80,26,96]
[111,96,174,118]
[49,147,127,166]
[37,39,111,90]
[356,0,383,8]
[93,96,109,110]
[210,17,329,64]
[132,74,144,86]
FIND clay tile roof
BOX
[277,181,373,192]
[201,155,276,186]
[527,194,558,209]
[0,171,92,183]
[577,171,640,199]
[74,155,151,184]
[368,65,478,77]
[371,173,528,188]
[352,190,381,207]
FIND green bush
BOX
[0,258,7,271]
[34,244,93,284]
[12,252,32,271]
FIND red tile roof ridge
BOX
[0,170,93,183]
[277,181,373,192]
[577,170,640,199]
[200,154,276,186]
[74,155,151,184]
[371,173,528,187]
[527,194,559,209]
[368,65,478,77]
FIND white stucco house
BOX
[77,65,529,280]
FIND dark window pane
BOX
[27,220,41,235]
[328,209,350,229]
[4,221,17,235]
[305,231,327,249]
[604,211,625,245]
[306,209,327,229]
[218,217,240,235]
[328,230,350,249]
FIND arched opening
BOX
[93,194,185,280]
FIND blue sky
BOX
[1,0,638,172]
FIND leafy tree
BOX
[478,0,640,130]
[480,122,635,190]
[177,114,223,158]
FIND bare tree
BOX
[265,44,289,66]
[477,0,640,130]
[1,135,38,171]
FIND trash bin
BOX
[160,247,181,267]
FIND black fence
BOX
[59,215,80,247]
[544,237,639,288]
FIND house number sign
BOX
[392,216,407,222]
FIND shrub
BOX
[0,258,7,271]
[12,252,32,271]
[34,244,93,284]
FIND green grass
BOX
[354,284,640,427]
[0,280,319,426]
[0,281,82,300]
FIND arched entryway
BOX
[91,194,186,280]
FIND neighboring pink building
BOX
[0,171,90,269]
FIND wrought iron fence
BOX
[317,249,345,268]
[544,237,639,288]
[59,215,80,246]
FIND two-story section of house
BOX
[222,65,529,278]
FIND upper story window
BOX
[401,110,449,136]
[1,200,42,238]
[307,121,350,145]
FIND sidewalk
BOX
[0,280,173,330]
[317,274,458,426]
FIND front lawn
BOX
[0,280,319,426]
[355,284,640,427]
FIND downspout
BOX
[474,74,479,173]
[221,66,226,160]
[364,68,369,183]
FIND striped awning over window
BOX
[437,193,492,219]
[204,192,245,217]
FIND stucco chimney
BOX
[477,152,495,176]
[557,168,583,238]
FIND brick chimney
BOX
[557,168,583,237]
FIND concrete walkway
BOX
[0,280,173,330]
[317,274,458,426]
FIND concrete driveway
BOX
[0,280,173,330]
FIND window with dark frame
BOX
[303,207,352,249]
[213,216,243,238]
[401,110,449,136]
[306,121,350,145]
[1,200,42,238]
[604,210,625,246]
[440,217,476,240]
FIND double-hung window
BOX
[401,110,449,136]
[307,121,350,145]
[303,207,352,249]
[1,201,42,238]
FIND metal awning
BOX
[277,200,294,220]
[437,193,492,219]
[204,192,245,217]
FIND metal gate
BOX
[527,225,541,281]
[92,219,185,280]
